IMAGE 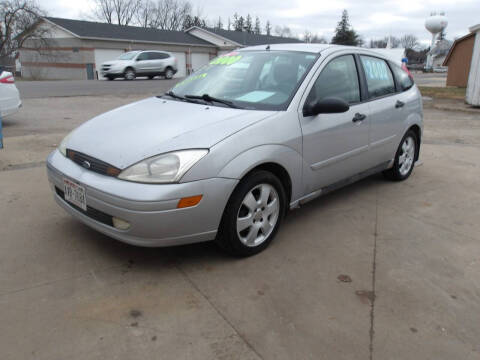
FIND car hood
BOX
[66,97,276,169]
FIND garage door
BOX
[171,52,186,78]
[94,49,125,80]
[191,53,210,73]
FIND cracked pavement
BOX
[1,80,479,359]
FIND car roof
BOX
[238,43,393,60]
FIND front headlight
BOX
[58,131,73,157]
[118,149,208,183]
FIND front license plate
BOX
[63,178,87,211]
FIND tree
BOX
[331,10,362,46]
[369,39,387,48]
[254,16,261,34]
[134,0,156,27]
[182,14,205,29]
[233,14,244,32]
[311,34,327,44]
[227,17,231,30]
[0,0,50,63]
[93,0,141,26]
[147,0,192,30]
[265,20,271,36]
[438,28,446,41]
[216,16,222,29]
[274,25,292,38]
[400,34,418,49]
[244,14,252,33]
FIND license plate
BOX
[63,178,87,211]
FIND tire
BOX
[164,67,174,79]
[148,75,155,79]
[216,170,286,257]
[106,76,114,81]
[383,130,418,181]
[124,68,136,80]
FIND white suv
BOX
[101,51,178,80]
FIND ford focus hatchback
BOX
[47,44,422,256]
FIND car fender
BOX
[216,144,305,202]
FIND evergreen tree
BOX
[265,20,272,36]
[331,10,362,46]
[254,16,261,34]
[244,14,253,33]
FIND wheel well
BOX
[124,67,134,73]
[408,125,421,160]
[246,163,292,206]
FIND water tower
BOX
[425,12,448,70]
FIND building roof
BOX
[44,17,215,47]
[195,27,303,46]
[443,32,475,65]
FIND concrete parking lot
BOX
[1,80,480,359]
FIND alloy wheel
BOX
[399,135,415,176]
[236,183,280,247]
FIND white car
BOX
[0,71,22,117]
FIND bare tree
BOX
[274,25,292,38]
[135,0,156,27]
[0,0,50,65]
[93,0,141,26]
[150,0,192,30]
[400,34,418,49]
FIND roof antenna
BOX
[266,45,270,51]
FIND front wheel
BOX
[164,67,174,79]
[124,68,136,80]
[216,170,286,257]
[383,130,418,181]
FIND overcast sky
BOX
[41,0,479,46]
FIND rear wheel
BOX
[106,76,114,81]
[148,75,155,79]
[165,67,174,79]
[383,130,418,181]
[216,170,286,257]
[124,68,135,80]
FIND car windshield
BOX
[118,52,138,60]
[170,51,318,110]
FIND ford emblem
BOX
[82,160,91,169]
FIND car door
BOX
[300,54,371,192]
[358,55,404,166]
[155,52,169,73]
[135,52,150,74]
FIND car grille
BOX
[102,65,111,71]
[55,187,114,227]
[66,149,121,177]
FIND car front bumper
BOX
[46,150,237,247]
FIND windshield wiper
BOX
[160,91,204,104]
[185,94,242,109]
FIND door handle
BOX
[395,100,405,108]
[352,113,366,123]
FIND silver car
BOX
[101,50,178,80]
[47,44,423,256]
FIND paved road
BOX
[16,78,180,99]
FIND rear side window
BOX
[307,55,360,104]
[390,63,414,91]
[360,56,395,98]
[149,52,169,60]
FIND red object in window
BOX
[0,74,14,84]
[401,62,413,80]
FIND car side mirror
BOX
[303,97,350,117]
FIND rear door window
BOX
[136,52,149,61]
[307,54,360,104]
[360,56,395,98]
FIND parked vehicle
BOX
[101,50,178,80]
[47,44,423,256]
[0,71,22,117]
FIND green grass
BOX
[418,86,466,100]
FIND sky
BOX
[40,0,479,46]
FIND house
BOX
[443,33,476,87]
[20,17,301,80]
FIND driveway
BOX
[1,82,479,359]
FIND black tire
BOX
[124,68,136,80]
[164,67,174,79]
[148,75,155,79]
[383,130,418,181]
[106,76,114,81]
[216,170,287,257]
